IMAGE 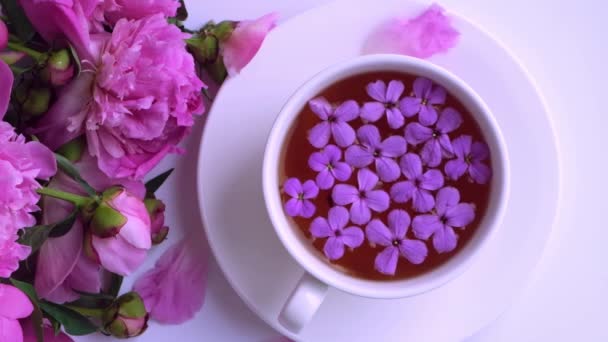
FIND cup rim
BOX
[263,54,510,299]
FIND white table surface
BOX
[83,0,608,341]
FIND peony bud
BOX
[187,34,218,65]
[144,198,168,245]
[102,292,149,339]
[86,186,152,276]
[0,20,7,50]
[42,49,75,86]
[22,88,51,116]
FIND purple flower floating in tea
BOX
[308,144,352,190]
[400,77,447,126]
[307,97,359,148]
[332,168,389,225]
[404,106,463,167]
[412,187,475,253]
[365,210,428,275]
[344,124,407,182]
[283,178,319,218]
[444,135,492,184]
[310,206,365,260]
[390,153,444,213]
[361,80,408,129]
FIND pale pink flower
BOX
[222,12,279,75]
[0,284,34,342]
[133,238,208,324]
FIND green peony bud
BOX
[213,20,235,41]
[103,292,149,339]
[89,187,128,238]
[22,88,51,116]
[187,34,219,65]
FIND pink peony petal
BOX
[92,235,148,276]
[22,318,74,342]
[0,61,13,118]
[0,20,7,50]
[0,317,24,342]
[0,284,34,319]
[134,238,209,324]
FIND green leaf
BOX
[48,209,78,238]
[145,169,174,195]
[68,290,114,310]
[107,273,123,298]
[40,301,98,336]
[0,0,36,42]
[10,279,44,342]
[19,209,78,253]
[55,153,97,197]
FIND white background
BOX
[84,0,607,341]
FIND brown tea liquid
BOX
[280,72,491,281]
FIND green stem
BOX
[9,65,26,74]
[202,88,213,101]
[65,305,105,318]
[7,42,45,61]
[37,188,90,207]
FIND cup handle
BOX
[278,272,328,333]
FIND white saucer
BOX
[196,0,561,341]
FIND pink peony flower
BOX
[365,4,459,58]
[133,238,208,324]
[101,0,179,24]
[0,60,12,117]
[0,19,7,50]
[22,318,74,342]
[0,284,34,342]
[32,14,205,180]
[221,12,279,75]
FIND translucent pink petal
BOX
[357,124,382,148]
[445,159,468,181]
[404,122,433,145]
[387,209,410,239]
[366,80,387,102]
[0,61,13,118]
[386,80,405,103]
[375,157,401,182]
[451,135,472,159]
[399,97,421,117]
[433,226,458,253]
[350,200,371,225]
[308,122,331,148]
[399,239,428,264]
[92,235,147,276]
[412,189,435,213]
[339,227,365,248]
[0,284,33,319]
[134,238,208,324]
[419,169,444,191]
[315,169,334,190]
[0,317,23,342]
[469,162,492,184]
[328,206,350,231]
[302,180,319,199]
[323,237,345,260]
[412,214,442,240]
[365,219,392,246]
[300,200,316,219]
[330,121,356,147]
[357,168,379,191]
[437,107,463,133]
[284,198,303,217]
[471,141,490,161]
[435,187,460,216]
[334,100,359,121]
[345,145,374,168]
[331,162,352,181]
[283,178,302,198]
[446,203,475,228]
[324,144,342,163]
[399,4,459,58]
[420,139,442,167]
[332,184,359,205]
[380,135,407,157]
[308,97,332,120]
[390,181,416,203]
[399,153,422,180]
[308,152,329,172]
[386,108,405,129]
[360,102,385,122]
[310,217,332,238]
[374,246,399,275]
[364,190,390,212]
[419,105,438,126]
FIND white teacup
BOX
[262,54,510,334]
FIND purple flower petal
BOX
[284,198,302,217]
[310,217,332,238]
[302,180,319,199]
[438,134,454,155]
[324,144,342,163]
[386,80,405,103]
[419,105,438,126]
[350,199,371,225]
[331,121,356,147]
[375,157,401,182]
[471,142,490,161]
[432,226,458,253]
[364,190,390,212]
[399,239,428,264]
[435,187,460,216]
[283,178,302,198]
[300,200,316,218]
[387,209,410,239]
[386,108,405,129]
[357,168,379,191]
[380,136,407,157]
[412,214,442,240]
[308,152,329,172]
[308,121,331,148]
[390,181,416,203]
[412,189,435,213]
[332,184,359,205]
[436,107,463,133]
[404,122,433,145]
[399,97,421,117]
[339,227,365,248]
[413,77,433,98]
[469,162,491,184]
[420,139,442,167]
[451,135,472,160]
[444,159,468,181]
[345,145,374,168]
[374,246,399,275]
[309,97,332,120]
[357,124,382,148]
[446,203,475,228]
[328,206,350,231]
[399,153,422,180]
[331,162,352,181]
[365,219,393,246]
[366,80,387,102]
[323,237,345,260]
[428,86,446,105]
[334,100,359,122]
[361,102,385,122]
[315,169,335,189]
[419,169,444,191]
